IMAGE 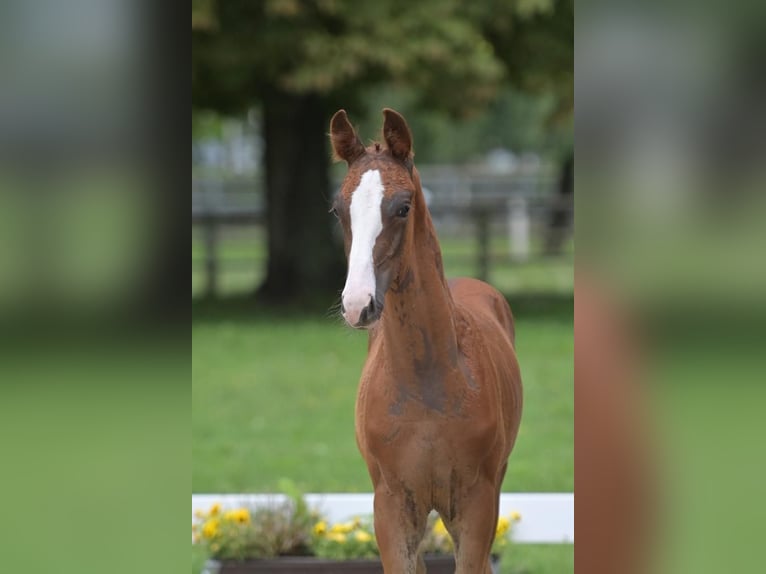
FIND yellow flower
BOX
[223,508,250,524]
[313,521,327,535]
[433,517,448,536]
[330,522,354,534]
[202,518,220,539]
[510,511,522,522]
[352,516,362,528]
[238,510,250,523]
[326,532,347,543]
[209,503,221,516]
[194,510,206,519]
[354,530,372,543]
[495,517,510,538]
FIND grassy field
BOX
[192,305,572,493]
[192,298,572,572]
[192,230,573,572]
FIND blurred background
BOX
[192,0,573,573]
[576,2,766,574]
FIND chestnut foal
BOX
[330,108,522,574]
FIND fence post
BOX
[507,195,530,261]
[204,218,218,297]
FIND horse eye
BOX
[396,204,410,218]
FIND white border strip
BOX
[193,493,573,544]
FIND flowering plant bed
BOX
[193,492,517,573]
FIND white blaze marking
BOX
[342,169,384,326]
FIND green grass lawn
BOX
[192,310,572,493]
[192,294,572,573]
[192,226,572,572]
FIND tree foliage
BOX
[192,0,571,118]
[483,0,573,121]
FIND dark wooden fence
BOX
[192,169,571,297]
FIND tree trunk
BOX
[258,91,345,302]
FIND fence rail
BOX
[192,492,574,544]
[192,171,572,297]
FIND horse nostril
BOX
[357,297,377,325]
[366,297,376,315]
[341,301,346,314]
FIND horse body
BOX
[330,108,522,573]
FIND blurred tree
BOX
[192,0,572,301]
[351,85,572,165]
[482,0,573,123]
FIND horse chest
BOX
[359,363,469,418]
[357,367,499,466]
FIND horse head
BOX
[329,108,422,329]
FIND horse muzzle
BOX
[342,295,383,329]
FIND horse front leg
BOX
[449,477,499,574]
[373,484,428,574]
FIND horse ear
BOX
[330,109,365,165]
[382,108,413,162]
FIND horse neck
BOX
[378,186,459,368]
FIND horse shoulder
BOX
[450,278,523,449]
[448,277,515,346]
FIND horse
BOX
[329,108,523,574]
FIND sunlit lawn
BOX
[192,229,573,572]
[192,308,571,493]
[192,299,572,572]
